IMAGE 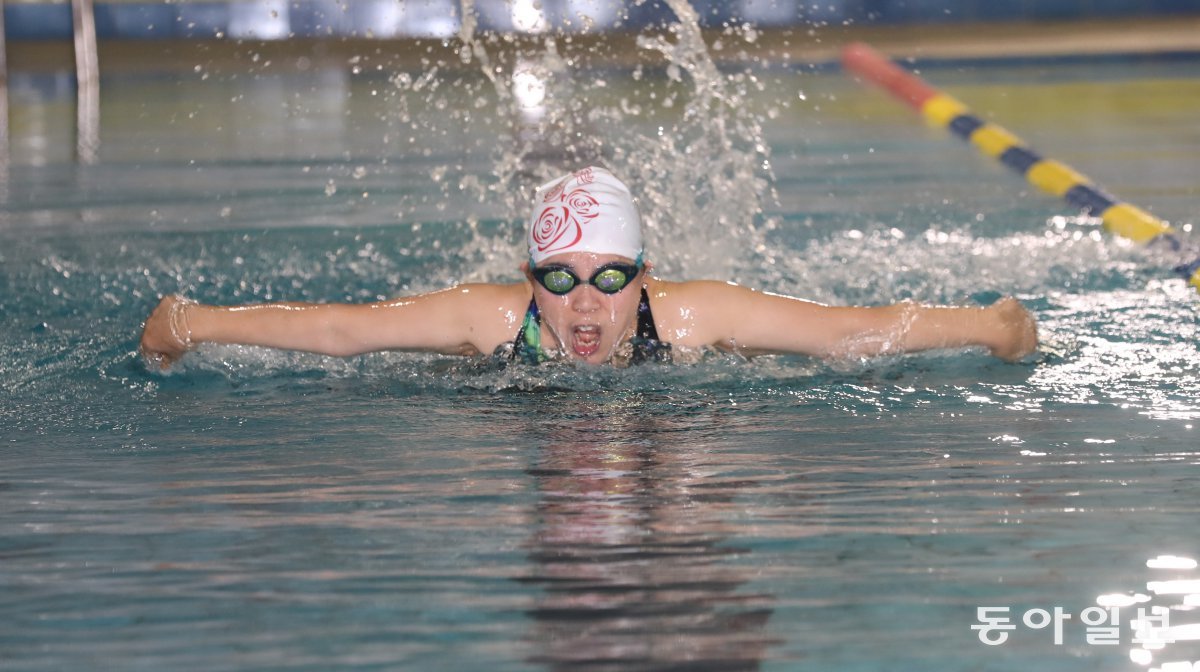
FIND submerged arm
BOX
[670,281,1037,362]
[139,284,525,368]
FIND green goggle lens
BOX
[592,268,628,292]
[532,263,641,295]
[541,270,577,294]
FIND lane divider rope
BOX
[841,41,1200,292]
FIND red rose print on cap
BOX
[531,180,601,255]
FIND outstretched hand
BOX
[986,297,1038,362]
[140,294,194,369]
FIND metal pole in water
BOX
[842,41,1200,293]
[0,0,10,172]
[72,0,99,164]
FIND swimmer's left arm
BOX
[665,281,1037,362]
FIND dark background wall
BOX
[5,0,1200,41]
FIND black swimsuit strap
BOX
[636,286,659,341]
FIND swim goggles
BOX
[531,262,643,295]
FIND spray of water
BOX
[390,0,780,282]
[626,0,778,280]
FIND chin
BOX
[571,352,607,366]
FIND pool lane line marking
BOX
[840,41,1200,293]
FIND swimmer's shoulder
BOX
[643,277,748,348]
[448,280,531,306]
[458,279,533,337]
[405,281,531,355]
[645,277,748,309]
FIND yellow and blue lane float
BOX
[841,41,1200,293]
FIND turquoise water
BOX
[3,48,1200,670]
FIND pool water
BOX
[2,34,1200,671]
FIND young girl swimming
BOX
[140,167,1037,368]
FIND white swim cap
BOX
[527,166,643,265]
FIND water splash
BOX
[393,0,779,281]
[626,0,777,280]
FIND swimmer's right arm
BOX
[139,285,527,368]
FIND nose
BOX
[569,285,601,313]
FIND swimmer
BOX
[140,166,1038,369]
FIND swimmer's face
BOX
[524,252,646,365]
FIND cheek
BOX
[537,299,569,324]
[532,286,567,305]
[606,294,641,325]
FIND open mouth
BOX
[571,324,602,358]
